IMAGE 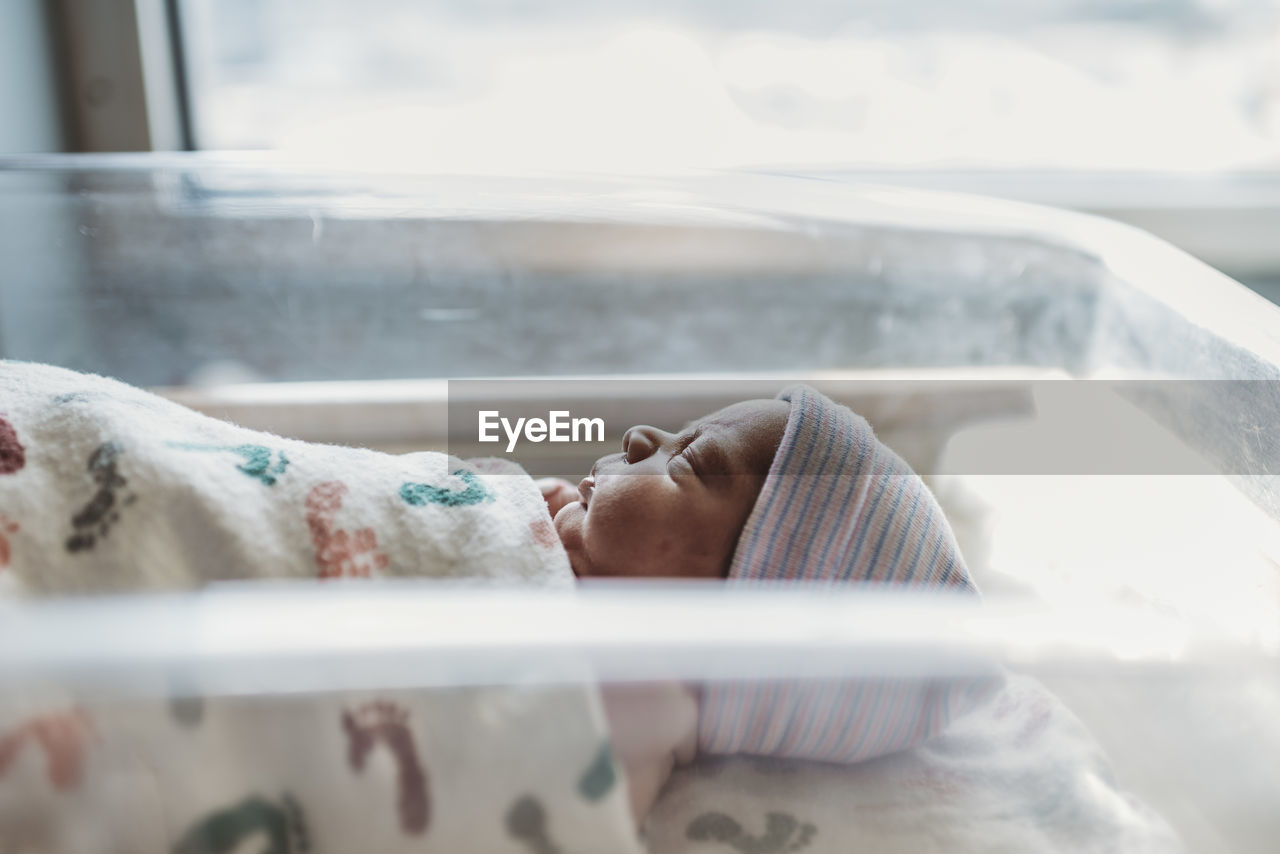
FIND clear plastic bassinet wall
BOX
[4,156,1276,386]
[0,156,1278,853]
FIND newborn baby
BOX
[542,385,981,821]
[0,364,978,830]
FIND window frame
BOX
[53,0,192,152]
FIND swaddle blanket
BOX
[0,685,643,854]
[0,361,568,594]
[0,361,641,853]
[652,674,1181,854]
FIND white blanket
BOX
[645,674,1180,854]
[0,361,641,853]
[0,684,644,854]
[0,361,569,596]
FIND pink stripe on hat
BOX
[698,385,984,763]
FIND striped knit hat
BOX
[697,384,982,763]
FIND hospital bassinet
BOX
[0,155,1277,852]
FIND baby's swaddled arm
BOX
[539,478,699,825]
[600,683,699,827]
[537,477,579,520]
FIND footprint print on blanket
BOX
[172,793,309,854]
[0,708,96,793]
[167,441,290,486]
[0,414,25,474]
[0,416,23,569]
[65,441,136,553]
[341,700,430,835]
[169,694,206,728]
[0,514,17,570]
[400,469,494,508]
[686,811,817,854]
[576,741,618,802]
[306,481,390,578]
[529,516,559,550]
[505,796,564,854]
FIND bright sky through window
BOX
[178,0,1280,172]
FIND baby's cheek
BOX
[654,536,682,565]
[618,532,680,577]
[647,536,715,579]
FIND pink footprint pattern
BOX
[305,481,390,579]
[0,515,17,570]
[341,700,430,835]
[0,708,96,792]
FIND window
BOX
[174,0,1280,174]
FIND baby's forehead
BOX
[682,398,789,433]
[682,398,790,473]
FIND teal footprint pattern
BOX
[400,470,493,508]
[167,442,290,486]
[172,793,309,854]
[576,742,617,802]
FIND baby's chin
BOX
[552,502,588,577]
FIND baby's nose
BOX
[621,425,669,464]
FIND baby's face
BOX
[554,399,789,579]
